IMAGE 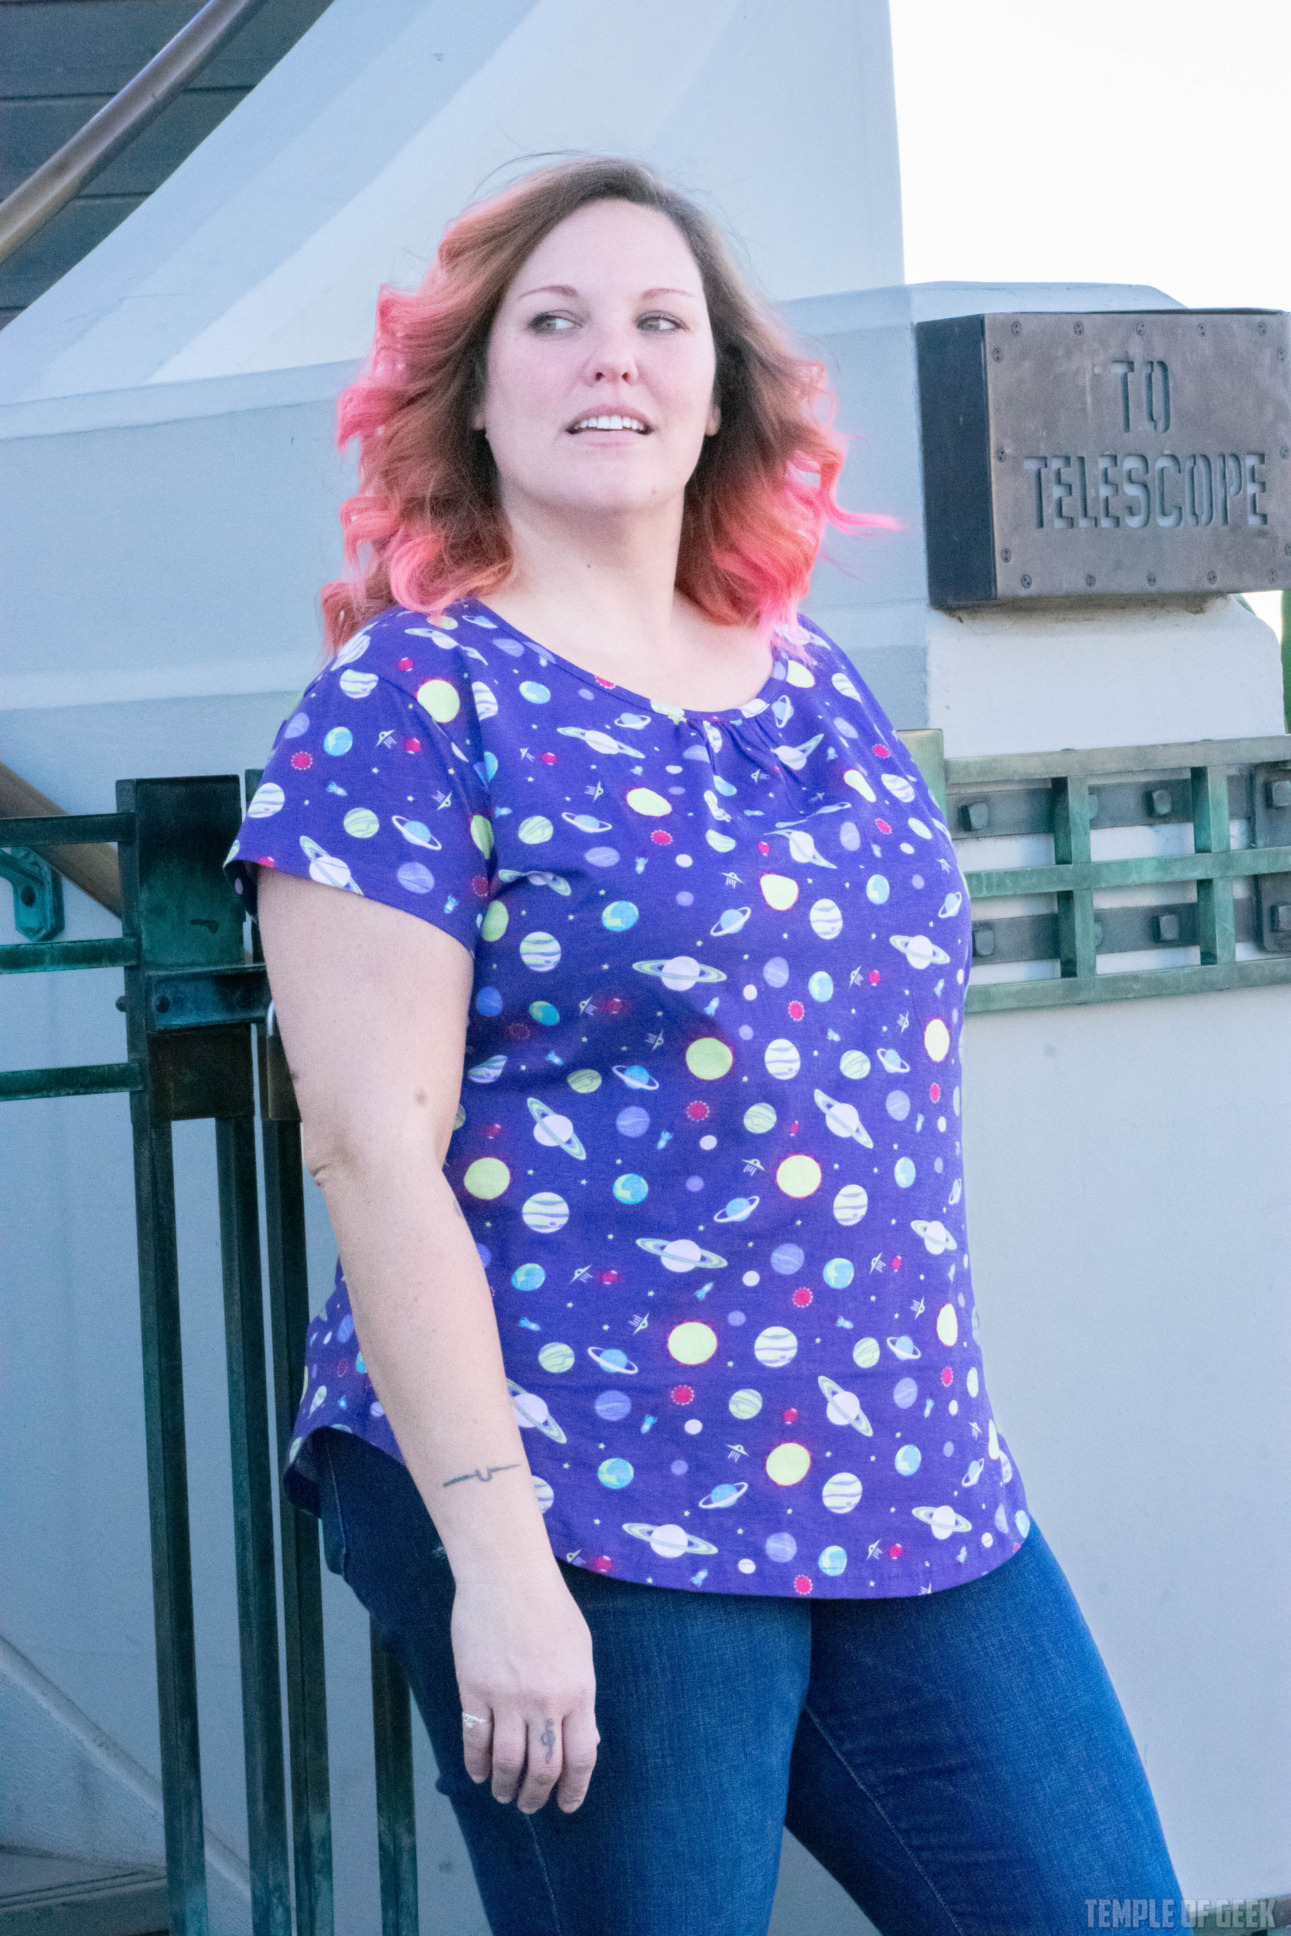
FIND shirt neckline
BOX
[460,598,794,725]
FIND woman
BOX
[227,158,1181,1935]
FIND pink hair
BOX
[321,157,893,651]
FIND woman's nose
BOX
[585,325,639,384]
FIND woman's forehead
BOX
[506,200,704,300]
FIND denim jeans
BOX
[317,1430,1181,1936]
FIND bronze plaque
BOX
[916,310,1291,606]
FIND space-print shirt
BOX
[226,599,1030,1599]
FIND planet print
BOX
[753,1326,798,1368]
[685,1038,734,1080]
[343,807,379,839]
[529,1000,559,1025]
[699,1482,748,1509]
[519,681,550,703]
[397,862,434,894]
[895,1444,922,1476]
[766,1442,811,1485]
[522,1192,569,1234]
[843,768,877,801]
[340,669,379,698]
[935,1303,959,1346]
[713,1196,759,1223]
[512,1264,545,1291]
[765,1532,797,1562]
[626,787,671,816]
[852,1336,880,1369]
[567,1069,602,1094]
[912,1505,973,1540]
[893,1376,918,1408]
[770,1244,804,1274]
[480,902,507,939]
[636,1238,727,1274]
[818,1546,848,1577]
[833,1184,869,1225]
[622,1523,717,1559]
[415,677,458,720]
[666,1321,718,1365]
[615,1106,650,1139]
[839,1050,871,1080]
[506,1380,567,1442]
[711,907,752,936]
[613,1174,649,1204]
[468,1054,506,1084]
[924,1018,951,1061]
[894,1158,916,1188]
[598,1458,634,1489]
[595,1391,631,1422]
[559,727,640,756]
[822,1472,863,1513]
[532,1476,554,1512]
[809,898,844,939]
[763,957,790,987]
[527,1099,586,1159]
[889,934,951,970]
[823,1258,854,1290]
[888,1336,921,1361]
[563,812,613,833]
[588,1346,639,1374]
[743,1103,777,1134]
[300,837,358,892]
[776,1154,822,1198]
[518,815,554,845]
[613,1066,659,1090]
[519,932,561,971]
[584,846,619,867]
[765,1039,801,1080]
[602,901,640,931]
[463,1157,510,1200]
[729,1389,763,1419]
[881,773,916,803]
[808,972,834,1002]
[760,874,799,911]
[818,1376,873,1434]
[813,1090,874,1147]
[323,728,352,756]
[392,815,440,849]
[866,876,890,905]
[634,956,727,992]
[912,1220,957,1256]
[876,1048,909,1074]
[471,681,498,719]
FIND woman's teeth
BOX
[572,415,647,432]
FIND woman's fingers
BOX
[461,1708,493,1785]
[515,1712,563,1813]
[556,1704,599,1814]
[489,1710,529,1805]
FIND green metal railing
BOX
[4,738,1291,1932]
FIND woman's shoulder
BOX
[318,603,492,697]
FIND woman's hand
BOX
[451,1566,600,1812]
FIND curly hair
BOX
[321,156,889,650]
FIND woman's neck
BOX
[482,498,772,712]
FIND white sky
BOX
[889,0,1290,633]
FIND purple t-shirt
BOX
[227,599,1029,1598]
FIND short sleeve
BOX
[224,660,493,958]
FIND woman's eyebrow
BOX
[514,283,701,303]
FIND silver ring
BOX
[462,1712,489,1729]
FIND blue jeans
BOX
[317,1431,1181,1936]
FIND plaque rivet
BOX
[1085,574,1095,587]
[1259,322,1268,334]
[1135,322,1145,335]
[1020,574,1032,589]
[1281,448,1289,460]
[1284,544,1291,555]
[995,447,1006,461]
[1147,574,1157,586]
[1000,549,1011,563]
[1074,321,1084,335]
[991,347,1002,362]
[1010,321,1021,336]
[1198,323,1206,335]
[1207,571,1217,584]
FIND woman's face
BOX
[475,198,720,529]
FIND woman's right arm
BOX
[257,867,599,1813]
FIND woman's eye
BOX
[528,312,576,334]
[639,313,682,332]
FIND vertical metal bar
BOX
[216,1110,293,1936]
[1052,774,1097,978]
[261,1090,335,1936]
[128,1089,210,1936]
[370,1621,419,1936]
[1192,764,1236,965]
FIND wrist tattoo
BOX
[541,1719,556,1762]
[442,1463,521,1487]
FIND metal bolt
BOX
[995,448,1006,462]
[1272,905,1291,933]
[1207,571,1217,584]
[1266,779,1291,809]
[1000,548,1011,563]
[1020,573,1032,589]
[1010,321,1021,335]
[1146,573,1157,586]
[154,994,170,1013]
[991,347,1002,361]
[1084,574,1096,587]
[115,995,127,1012]
[1148,787,1173,817]
[971,925,996,957]
[1074,321,1084,335]
[1135,322,1145,334]
[1152,912,1182,943]
[960,801,991,833]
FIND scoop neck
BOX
[462,598,791,724]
